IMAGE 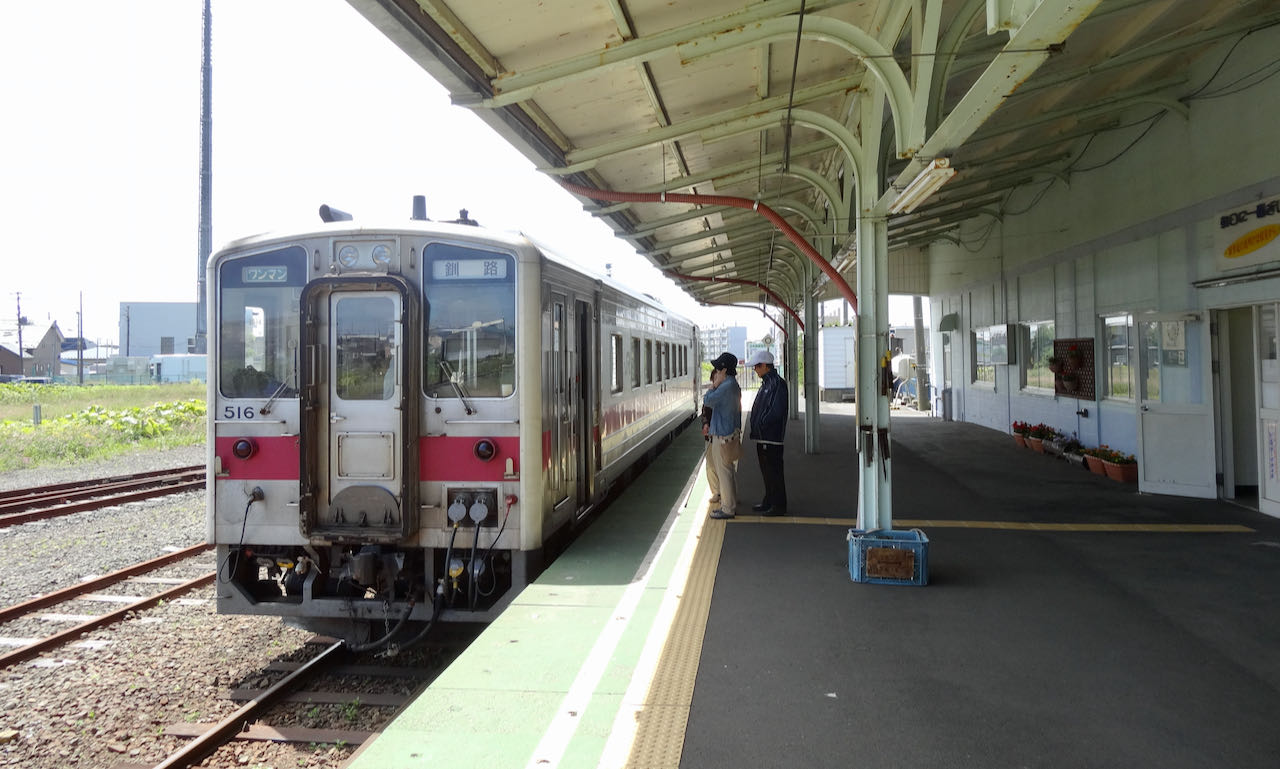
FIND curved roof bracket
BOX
[675,16,915,157]
[543,107,862,182]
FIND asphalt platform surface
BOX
[683,405,1280,769]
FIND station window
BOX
[645,339,653,384]
[1103,314,1135,399]
[610,333,623,394]
[972,323,1003,383]
[1020,320,1055,391]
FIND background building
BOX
[699,324,747,365]
[119,302,197,358]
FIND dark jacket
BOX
[749,369,788,444]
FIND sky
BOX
[0,0,907,351]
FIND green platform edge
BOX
[348,424,708,769]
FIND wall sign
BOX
[1215,197,1280,272]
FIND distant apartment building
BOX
[119,302,197,358]
[699,325,747,365]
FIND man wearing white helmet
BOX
[746,349,788,516]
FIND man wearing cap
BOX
[702,352,742,519]
[747,350,788,516]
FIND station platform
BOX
[347,402,1280,769]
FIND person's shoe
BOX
[751,502,770,512]
[709,495,721,504]
[757,507,787,517]
[709,509,735,519]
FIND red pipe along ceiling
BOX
[558,181,859,314]
[673,272,803,331]
[700,299,790,338]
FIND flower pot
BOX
[1102,459,1138,483]
[1084,454,1106,475]
[1048,361,1064,374]
[1043,439,1063,456]
[1013,434,1027,448]
[1027,437,1044,453]
[1063,452,1086,468]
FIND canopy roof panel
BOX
[350,0,1280,310]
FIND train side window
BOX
[645,339,653,384]
[631,337,641,389]
[610,334,623,394]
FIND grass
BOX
[0,383,206,472]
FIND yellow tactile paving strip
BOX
[624,512,726,768]
[725,516,1255,533]
[618,509,1252,768]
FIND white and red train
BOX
[208,200,699,644]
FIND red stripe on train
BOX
[420,436,521,481]
[214,435,522,482]
[214,436,299,480]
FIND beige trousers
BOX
[708,433,740,514]
[705,441,720,499]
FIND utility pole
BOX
[77,291,84,385]
[14,293,23,376]
[194,0,212,355]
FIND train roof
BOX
[212,218,695,327]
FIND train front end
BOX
[208,223,538,644]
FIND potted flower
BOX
[1097,447,1138,483]
[1047,355,1064,374]
[1059,371,1079,393]
[1082,446,1108,475]
[1011,421,1031,448]
[1026,423,1055,453]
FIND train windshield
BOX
[217,246,306,399]
[423,243,516,398]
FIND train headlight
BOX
[337,245,359,268]
[371,244,392,266]
[473,439,497,462]
[232,439,255,459]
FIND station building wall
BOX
[923,24,1280,471]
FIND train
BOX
[207,199,700,646]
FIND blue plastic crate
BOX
[847,528,929,586]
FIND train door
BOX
[300,278,419,540]
[576,299,595,508]
[549,293,571,509]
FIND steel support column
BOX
[803,259,820,454]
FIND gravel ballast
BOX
[0,446,415,769]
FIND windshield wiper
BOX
[438,359,476,415]
[260,341,298,416]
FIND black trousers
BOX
[756,442,787,510]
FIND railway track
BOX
[0,543,213,670]
[148,628,477,769]
[0,465,205,527]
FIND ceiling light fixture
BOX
[888,158,956,215]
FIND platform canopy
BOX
[348,0,1280,312]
